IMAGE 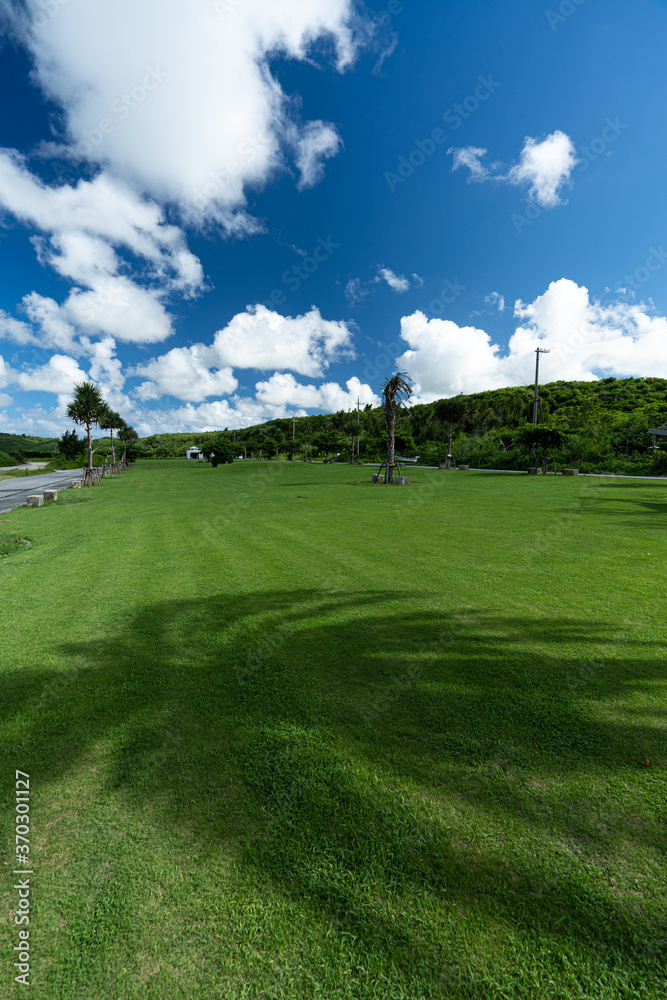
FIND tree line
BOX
[63,382,139,485]
[136,377,667,476]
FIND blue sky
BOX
[1,0,667,436]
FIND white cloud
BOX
[0,152,201,347]
[344,278,370,306]
[397,279,667,400]
[449,131,578,207]
[0,152,203,293]
[506,131,579,207]
[15,354,88,397]
[377,267,410,293]
[81,336,125,394]
[63,278,173,343]
[0,355,14,389]
[132,345,238,403]
[346,266,419,305]
[292,121,343,191]
[128,305,355,402]
[254,373,379,409]
[449,146,490,181]
[0,309,34,345]
[22,293,78,351]
[18,0,362,225]
[211,305,354,377]
[396,312,504,400]
[485,291,505,313]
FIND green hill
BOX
[137,376,667,476]
[0,433,59,456]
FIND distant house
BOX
[185,446,204,460]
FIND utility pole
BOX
[356,396,360,458]
[533,348,550,424]
[292,415,295,440]
[303,422,308,462]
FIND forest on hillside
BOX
[136,377,667,476]
[3,377,667,475]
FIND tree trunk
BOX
[385,406,395,484]
[445,421,452,469]
[542,447,548,475]
[85,422,93,486]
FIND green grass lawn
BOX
[1,460,666,999]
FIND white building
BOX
[185,446,204,460]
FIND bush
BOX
[0,451,17,467]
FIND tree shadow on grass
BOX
[2,590,666,995]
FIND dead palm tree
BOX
[382,372,412,484]
[66,381,107,486]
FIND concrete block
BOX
[71,481,82,489]
[372,474,385,483]
[527,468,543,475]
[562,468,579,476]
[457,465,469,471]
[27,495,43,507]
[394,476,410,485]
[43,490,58,501]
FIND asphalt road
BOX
[0,469,85,514]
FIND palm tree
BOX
[118,423,138,467]
[99,407,124,471]
[66,381,107,486]
[382,373,412,483]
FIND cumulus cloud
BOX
[132,345,238,403]
[449,131,578,207]
[398,278,667,400]
[0,152,201,346]
[0,355,14,389]
[0,309,34,345]
[15,354,88,398]
[81,336,126,394]
[210,305,354,377]
[254,373,379,410]
[0,152,203,292]
[16,0,362,225]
